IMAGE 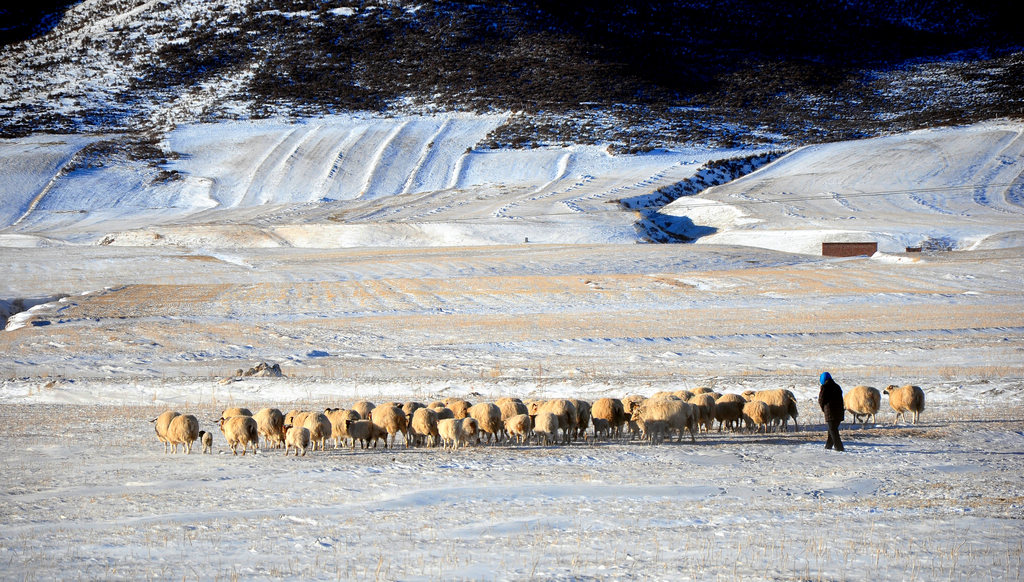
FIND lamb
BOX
[744,389,799,432]
[531,412,560,446]
[166,414,200,454]
[884,384,925,424]
[590,417,611,441]
[222,407,252,418]
[370,404,410,448]
[303,412,332,451]
[591,398,626,439]
[344,419,375,449]
[409,407,440,447]
[151,410,181,453]
[635,418,668,444]
[284,425,311,456]
[714,394,746,432]
[687,393,717,433]
[217,415,259,455]
[351,400,376,419]
[325,408,361,448]
[742,401,771,433]
[198,430,213,454]
[468,402,503,444]
[629,399,696,443]
[622,395,646,439]
[504,413,532,445]
[437,417,479,451]
[844,386,881,427]
[254,407,286,449]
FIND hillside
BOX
[1,0,1022,151]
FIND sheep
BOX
[590,417,610,441]
[691,387,715,396]
[402,401,426,418]
[496,397,528,420]
[151,410,181,453]
[591,398,626,439]
[714,394,746,432]
[427,401,447,411]
[217,415,259,455]
[198,430,213,454]
[569,399,592,440]
[370,404,409,448]
[445,398,472,419]
[326,408,361,448]
[468,402,503,444]
[844,386,881,427]
[630,399,696,443]
[687,393,717,433]
[504,413,532,445]
[344,419,375,449]
[742,401,771,433]
[254,407,286,449]
[303,412,332,451]
[635,418,668,444]
[437,417,478,451]
[532,412,560,446]
[530,399,577,444]
[284,425,311,456]
[351,400,376,419]
[435,407,455,420]
[288,411,312,430]
[166,414,199,454]
[744,389,799,432]
[409,407,440,447]
[672,390,695,401]
[884,384,925,424]
[622,395,646,439]
[222,407,252,418]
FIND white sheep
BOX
[166,414,199,454]
[630,399,696,443]
[326,408,361,448]
[529,399,577,444]
[687,393,717,433]
[844,385,881,427]
[284,425,311,456]
[742,401,771,433]
[884,384,925,424]
[351,400,376,419]
[151,410,181,453]
[444,398,472,419]
[714,393,746,432]
[568,399,592,441]
[344,419,374,449]
[217,415,259,455]
[743,389,799,432]
[221,407,253,418]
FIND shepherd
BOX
[818,372,845,452]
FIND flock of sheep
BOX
[151,384,925,455]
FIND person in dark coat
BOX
[817,372,845,451]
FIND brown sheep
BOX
[303,412,332,451]
[504,414,532,445]
[254,407,286,449]
[166,414,200,454]
[151,410,181,453]
[569,399,592,440]
[468,402,503,445]
[402,401,426,418]
[687,393,717,433]
[742,401,771,433]
[409,408,440,447]
[714,394,746,432]
[369,404,409,448]
[351,400,376,419]
[344,419,374,449]
[844,386,881,427]
[591,398,626,439]
[326,408,361,448]
[218,415,259,455]
[884,384,925,424]
[590,417,611,441]
[445,398,472,419]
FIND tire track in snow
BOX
[10,143,91,228]
[359,120,411,199]
[970,128,1024,214]
[401,118,451,195]
[311,125,368,201]
[237,127,301,207]
[493,151,572,219]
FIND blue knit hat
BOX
[820,372,832,385]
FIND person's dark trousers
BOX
[825,420,845,451]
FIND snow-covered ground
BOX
[0,115,1022,580]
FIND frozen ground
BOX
[0,115,1022,580]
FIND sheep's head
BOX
[883,385,898,394]
[629,405,645,422]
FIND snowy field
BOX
[1,115,1023,580]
